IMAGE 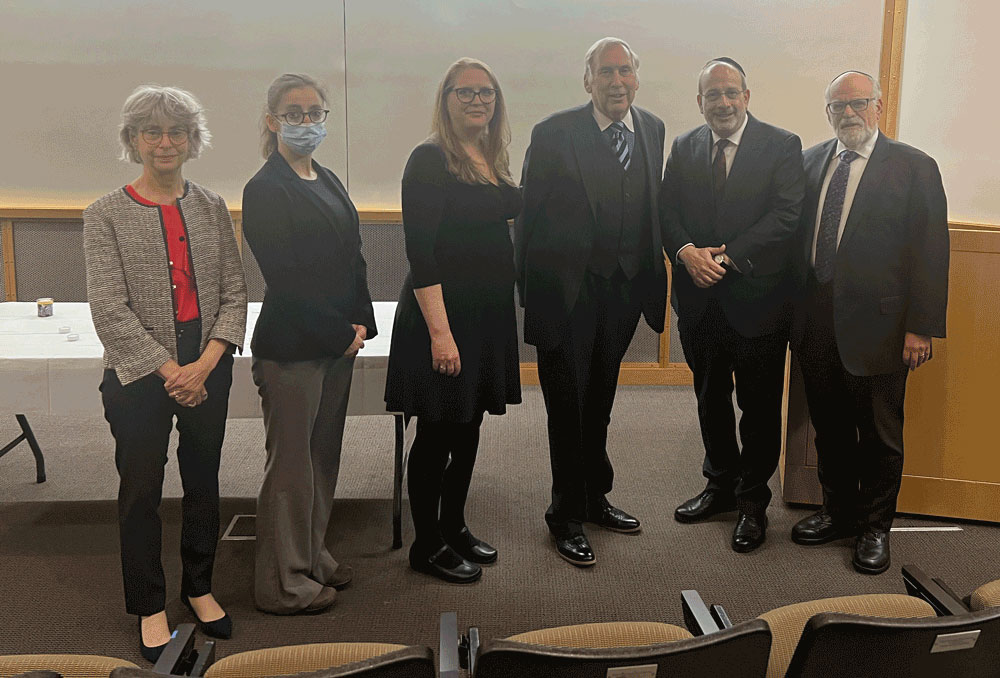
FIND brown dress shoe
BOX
[326,564,353,590]
[302,586,337,614]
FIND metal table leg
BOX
[0,414,46,483]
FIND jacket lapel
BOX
[838,132,889,251]
[632,108,659,227]
[718,114,761,216]
[801,139,838,262]
[570,103,606,226]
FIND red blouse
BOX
[125,185,199,322]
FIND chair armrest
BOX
[711,604,734,629]
[466,627,480,676]
[902,564,970,616]
[439,612,461,678]
[682,589,722,635]
[187,640,216,677]
[152,623,196,676]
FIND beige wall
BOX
[1,0,882,210]
[898,0,1000,224]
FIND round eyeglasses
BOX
[140,127,189,145]
[275,109,330,125]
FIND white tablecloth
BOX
[0,301,396,418]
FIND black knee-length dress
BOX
[385,141,522,422]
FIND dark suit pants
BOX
[797,277,908,533]
[537,270,643,535]
[678,298,787,514]
[100,321,233,616]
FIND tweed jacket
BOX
[83,181,248,385]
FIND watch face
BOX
[714,254,725,264]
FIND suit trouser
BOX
[407,415,484,557]
[678,298,788,514]
[101,320,233,616]
[537,269,643,535]
[797,276,908,533]
[252,355,354,613]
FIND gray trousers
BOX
[252,355,354,613]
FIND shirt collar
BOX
[593,105,634,133]
[835,128,879,160]
[711,113,750,148]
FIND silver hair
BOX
[584,37,640,85]
[698,60,748,94]
[825,70,882,101]
[118,85,211,163]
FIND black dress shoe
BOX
[409,544,482,584]
[444,526,498,564]
[137,618,168,664]
[586,501,641,533]
[181,595,233,639]
[675,489,737,523]
[732,512,767,553]
[853,531,891,575]
[791,510,856,545]
[552,533,596,567]
[326,564,353,590]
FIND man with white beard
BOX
[789,71,949,575]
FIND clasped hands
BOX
[677,244,731,288]
[159,360,211,408]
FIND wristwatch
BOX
[714,254,726,265]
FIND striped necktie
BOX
[608,121,631,170]
[814,149,859,283]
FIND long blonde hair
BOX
[430,58,514,186]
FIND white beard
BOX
[837,121,875,150]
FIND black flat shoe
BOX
[409,544,481,584]
[138,618,168,664]
[181,595,233,639]
[444,526,498,564]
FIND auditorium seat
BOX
[198,643,434,678]
[699,578,1000,678]
[440,605,772,677]
[0,653,136,678]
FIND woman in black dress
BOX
[386,58,521,584]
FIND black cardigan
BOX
[242,152,376,361]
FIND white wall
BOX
[1,0,883,209]
[898,0,999,224]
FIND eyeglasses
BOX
[702,89,746,103]
[275,109,330,125]
[140,127,189,145]
[826,98,876,115]
[449,87,497,104]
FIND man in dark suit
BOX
[661,58,804,553]
[790,71,948,575]
[516,37,666,566]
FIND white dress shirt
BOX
[676,113,750,263]
[810,129,880,266]
[592,105,634,134]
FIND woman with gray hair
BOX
[242,73,375,615]
[83,84,247,661]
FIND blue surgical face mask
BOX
[280,122,327,155]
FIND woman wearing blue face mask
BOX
[242,73,376,614]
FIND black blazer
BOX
[241,152,376,361]
[516,103,667,351]
[659,113,805,338]
[791,133,949,376]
